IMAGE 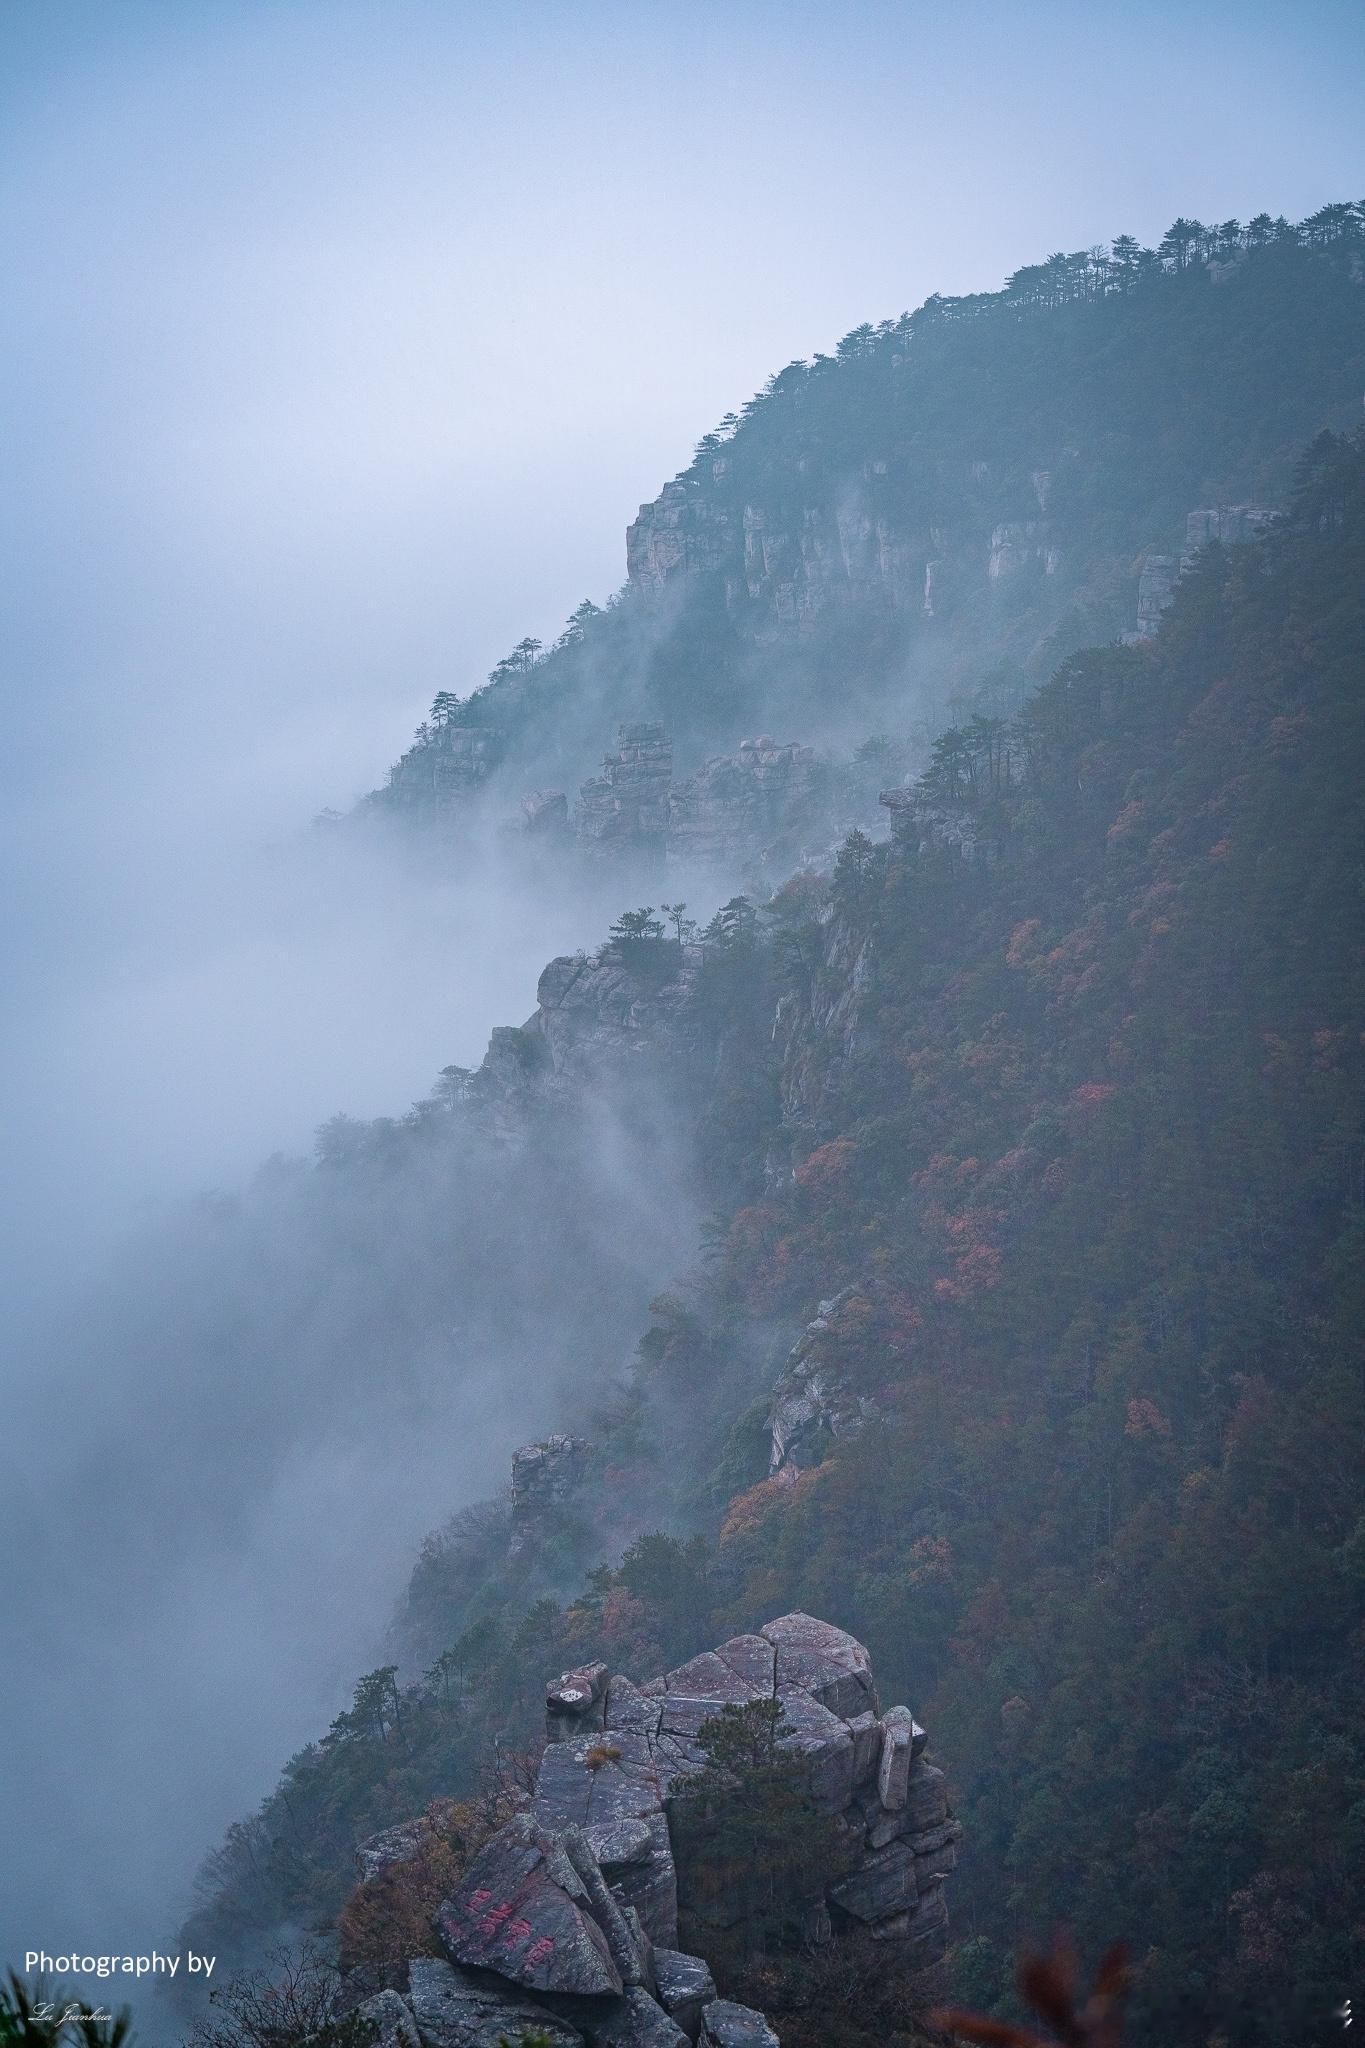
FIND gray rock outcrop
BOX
[575,725,673,864]
[667,739,823,874]
[767,1288,878,1473]
[1126,502,1277,641]
[345,1613,955,2048]
[510,1435,593,1557]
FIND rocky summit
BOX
[340,1614,954,2048]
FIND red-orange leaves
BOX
[794,1137,859,1194]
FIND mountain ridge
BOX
[358,203,1365,835]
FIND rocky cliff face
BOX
[626,472,927,643]
[767,1290,878,1474]
[385,725,505,815]
[771,911,878,1131]
[1126,502,1276,641]
[344,1613,955,2048]
[576,726,674,866]
[629,462,1286,665]
[667,738,825,874]
[363,230,1361,838]
[503,725,839,882]
[510,1435,594,1557]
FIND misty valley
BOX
[5,76,1364,2048]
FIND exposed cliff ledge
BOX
[342,1614,955,2048]
[626,477,928,642]
[458,941,704,1144]
[503,725,847,881]
[362,227,1362,831]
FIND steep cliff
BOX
[363,210,1364,842]
[620,237,1361,732]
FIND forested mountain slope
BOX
[190,432,1365,2048]
[366,205,1365,823]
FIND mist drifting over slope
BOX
[3,0,1364,2026]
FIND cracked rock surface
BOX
[342,1612,957,2047]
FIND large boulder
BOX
[548,1662,611,1740]
[711,1636,777,1693]
[771,1685,855,1813]
[533,1728,679,1947]
[353,1990,422,2048]
[435,1818,623,1996]
[407,1957,586,2048]
[698,2001,780,2048]
[760,1613,878,1719]
[652,1951,716,2041]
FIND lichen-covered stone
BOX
[652,1951,716,2040]
[606,1677,664,1734]
[365,1609,951,2048]
[562,1826,650,1989]
[406,1957,585,2048]
[547,1662,611,1739]
[354,1989,422,2048]
[435,1820,623,1996]
[770,1684,855,1813]
[876,1709,913,1812]
[355,1820,428,1884]
[584,1816,654,1870]
[698,2000,781,2048]
[533,1730,678,1946]
[760,1613,874,1685]
[845,1710,881,1788]
[712,1636,777,1693]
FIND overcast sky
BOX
[2,0,1362,2006]
[5,0,1362,827]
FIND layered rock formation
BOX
[343,1614,954,2048]
[385,726,504,815]
[1127,502,1277,640]
[667,739,823,873]
[1182,504,1275,555]
[524,946,701,1085]
[503,727,833,878]
[626,478,927,641]
[510,1435,593,1557]
[576,726,674,864]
